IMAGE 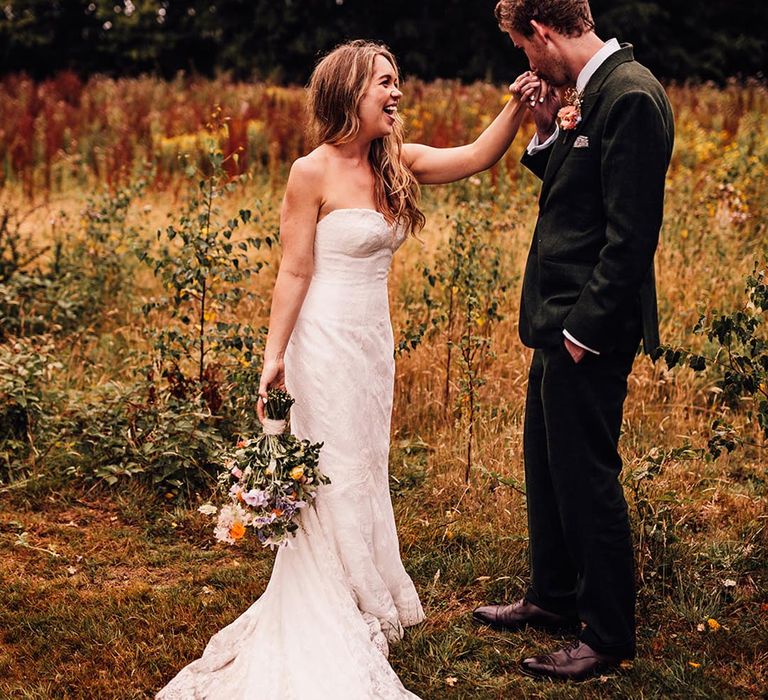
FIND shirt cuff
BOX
[527,126,559,155]
[563,329,600,355]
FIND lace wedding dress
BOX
[157,208,424,699]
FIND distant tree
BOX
[0,0,765,82]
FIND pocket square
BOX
[573,135,589,149]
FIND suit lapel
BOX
[539,45,635,205]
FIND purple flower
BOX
[243,489,269,508]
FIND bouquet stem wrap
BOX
[199,389,328,548]
[262,419,287,436]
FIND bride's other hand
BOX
[257,357,285,423]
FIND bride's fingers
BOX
[537,80,548,104]
[257,377,269,421]
[521,83,541,106]
[517,80,539,96]
[510,74,540,101]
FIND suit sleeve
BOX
[563,90,670,352]
[521,147,551,181]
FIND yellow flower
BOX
[290,466,305,481]
[689,661,701,669]
[706,618,721,631]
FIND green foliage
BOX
[656,260,768,457]
[62,383,226,497]
[0,144,272,497]
[0,205,47,284]
[0,175,147,339]
[0,336,61,483]
[85,140,273,495]
[137,139,269,397]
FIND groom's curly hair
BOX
[495,0,595,38]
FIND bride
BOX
[158,40,537,699]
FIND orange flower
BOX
[229,521,246,540]
[271,508,284,518]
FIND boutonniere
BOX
[557,88,582,130]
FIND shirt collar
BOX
[576,38,621,93]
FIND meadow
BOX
[0,74,767,699]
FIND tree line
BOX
[1,0,766,84]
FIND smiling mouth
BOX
[383,105,398,116]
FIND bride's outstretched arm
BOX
[402,73,542,185]
[258,157,321,420]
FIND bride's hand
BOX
[257,357,285,423]
[511,72,559,142]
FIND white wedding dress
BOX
[157,208,424,699]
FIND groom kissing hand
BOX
[474,0,674,683]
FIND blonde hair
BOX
[307,40,425,236]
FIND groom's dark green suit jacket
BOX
[520,45,674,355]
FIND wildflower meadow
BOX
[0,74,766,698]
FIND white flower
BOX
[198,503,218,516]
[213,503,250,544]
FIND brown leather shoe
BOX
[520,641,624,681]
[472,598,578,632]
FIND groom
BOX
[472,0,674,681]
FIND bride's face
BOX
[357,55,402,139]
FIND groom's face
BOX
[506,27,570,87]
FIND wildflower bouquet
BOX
[199,389,328,548]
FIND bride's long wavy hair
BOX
[307,40,426,236]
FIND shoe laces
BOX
[562,639,582,657]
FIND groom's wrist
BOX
[536,124,556,142]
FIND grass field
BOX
[0,77,767,699]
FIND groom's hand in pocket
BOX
[564,337,586,364]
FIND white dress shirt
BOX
[525,39,621,355]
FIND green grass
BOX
[1,447,765,699]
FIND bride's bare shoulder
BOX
[293,146,333,176]
[286,150,327,201]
